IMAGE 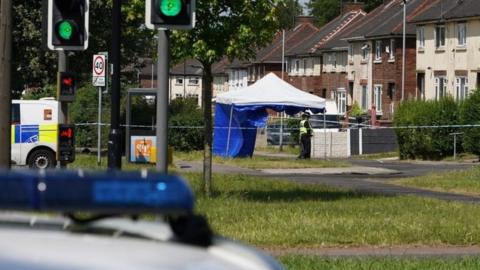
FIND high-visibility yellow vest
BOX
[300,120,308,135]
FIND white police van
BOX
[11,98,73,169]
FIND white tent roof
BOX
[215,73,325,111]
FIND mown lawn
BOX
[68,155,480,248]
[182,173,480,248]
[73,152,351,170]
[279,256,480,270]
[176,151,350,169]
[394,166,480,196]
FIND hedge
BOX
[394,97,460,160]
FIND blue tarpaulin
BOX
[213,73,326,158]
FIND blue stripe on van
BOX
[20,125,39,143]
[14,125,21,143]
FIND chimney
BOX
[294,16,315,27]
[341,0,365,14]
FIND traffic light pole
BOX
[58,51,69,168]
[156,30,169,173]
[0,0,12,169]
[108,0,122,169]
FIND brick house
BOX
[341,0,435,121]
[138,58,203,106]
[245,16,319,84]
[412,0,480,101]
[286,6,366,115]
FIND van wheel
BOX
[28,149,56,169]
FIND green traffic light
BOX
[58,20,73,40]
[160,0,182,17]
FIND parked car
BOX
[266,124,294,145]
[0,170,284,270]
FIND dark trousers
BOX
[299,134,311,159]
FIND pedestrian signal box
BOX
[58,124,75,162]
[57,72,76,102]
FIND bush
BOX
[168,98,204,151]
[394,97,460,160]
[460,89,480,156]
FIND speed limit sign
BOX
[92,54,106,86]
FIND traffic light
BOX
[146,0,196,30]
[46,0,89,50]
[58,124,75,163]
[57,72,76,102]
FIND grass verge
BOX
[182,173,480,248]
[175,151,350,169]
[255,145,300,156]
[393,166,480,196]
[78,151,350,170]
[279,256,480,270]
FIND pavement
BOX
[259,166,400,175]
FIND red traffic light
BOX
[62,76,73,86]
[58,72,76,102]
[60,127,74,139]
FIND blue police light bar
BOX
[0,170,194,215]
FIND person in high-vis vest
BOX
[298,112,313,159]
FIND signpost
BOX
[93,54,106,87]
[93,53,108,166]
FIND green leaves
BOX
[170,0,284,65]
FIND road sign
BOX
[92,54,106,87]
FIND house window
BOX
[457,23,466,47]
[348,44,353,62]
[435,25,446,49]
[456,76,468,100]
[375,40,382,61]
[303,59,307,75]
[295,59,300,74]
[332,53,337,70]
[188,77,199,85]
[418,26,425,48]
[337,88,346,114]
[175,77,184,85]
[339,52,347,71]
[362,44,369,61]
[434,76,447,100]
[361,85,368,110]
[374,85,382,113]
[389,39,395,60]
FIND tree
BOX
[277,0,304,29]
[307,0,384,27]
[170,0,284,195]
[11,1,155,94]
[307,0,340,27]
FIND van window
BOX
[11,104,20,124]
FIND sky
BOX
[299,0,309,15]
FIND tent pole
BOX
[323,111,327,160]
[226,105,234,156]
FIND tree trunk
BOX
[0,0,12,169]
[202,64,213,196]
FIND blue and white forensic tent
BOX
[213,73,326,158]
